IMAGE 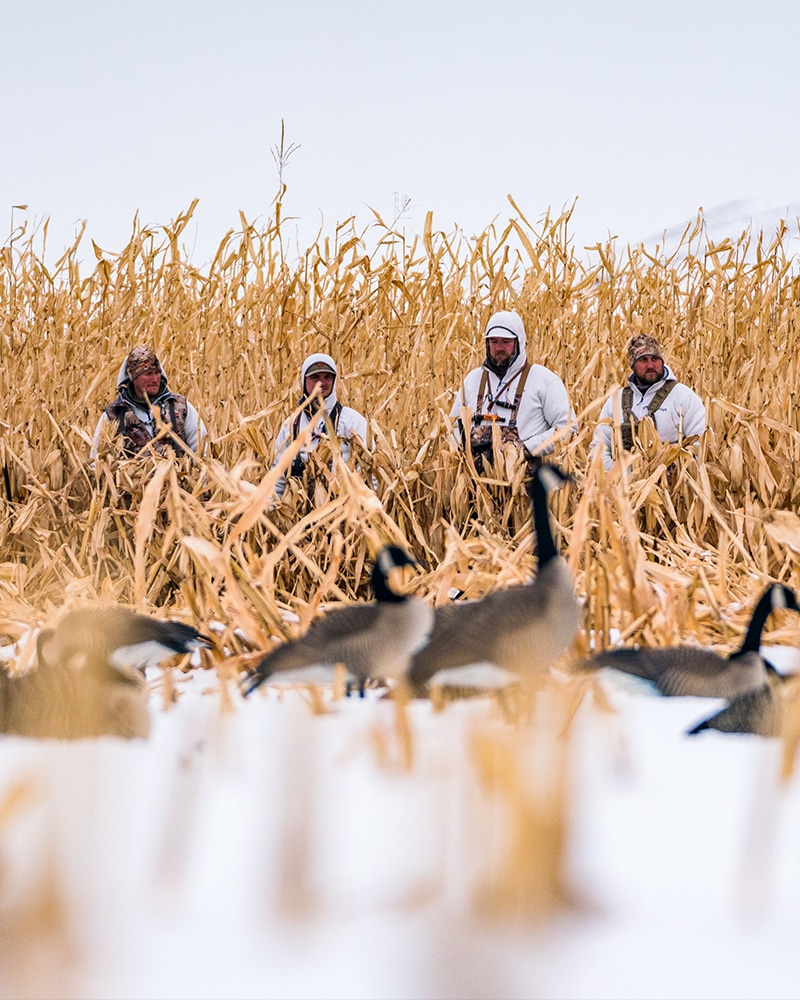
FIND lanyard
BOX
[476,364,530,414]
[486,371,521,407]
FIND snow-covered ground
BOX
[1,649,799,1000]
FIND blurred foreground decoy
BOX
[242,545,432,697]
[37,605,214,677]
[579,584,799,699]
[1,606,213,739]
[406,464,578,693]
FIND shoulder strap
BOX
[292,401,305,441]
[621,386,633,420]
[105,397,127,437]
[506,362,532,431]
[325,401,342,436]
[620,386,635,450]
[646,379,677,417]
[475,369,490,413]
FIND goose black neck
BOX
[736,589,779,656]
[531,472,558,567]
[372,562,405,603]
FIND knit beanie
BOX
[627,334,663,367]
[125,346,161,382]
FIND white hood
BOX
[300,352,339,412]
[483,310,528,375]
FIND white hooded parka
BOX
[450,311,576,456]
[272,353,369,497]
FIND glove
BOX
[469,424,495,454]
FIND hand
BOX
[469,424,494,454]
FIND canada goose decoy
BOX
[579,584,799,699]
[0,657,151,740]
[37,605,214,679]
[406,464,578,693]
[686,679,786,738]
[242,545,433,697]
[1,606,212,740]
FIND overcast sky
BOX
[4,1,799,264]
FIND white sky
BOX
[4,0,800,264]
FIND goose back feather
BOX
[579,584,798,699]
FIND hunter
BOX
[272,352,370,498]
[92,346,207,461]
[591,333,706,471]
[450,310,576,474]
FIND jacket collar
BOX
[120,382,172,408]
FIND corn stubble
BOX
[2,203,800,932]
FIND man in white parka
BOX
[272,352,369,498]
[590,333,707,472]
[450,310,576,471]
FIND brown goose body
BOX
[687,682,784,737]
[0,663,150,740]
[408,558,578,689]
[248,599,432,687]
[583,646,767,700]
[580,584,799,700]
[407,465,578,692]
[243,546,432,695]
[0,606,212,740]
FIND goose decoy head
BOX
[36,607,213,681]
[768,584,800,613]
[372,546,419,602]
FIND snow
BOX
[640,199,800,262]
[2,658,799,1000]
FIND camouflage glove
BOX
[499,426,523,448]
[469,423,495,454]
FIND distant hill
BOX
[640,199,800,260]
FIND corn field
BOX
[3,201,800,667]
